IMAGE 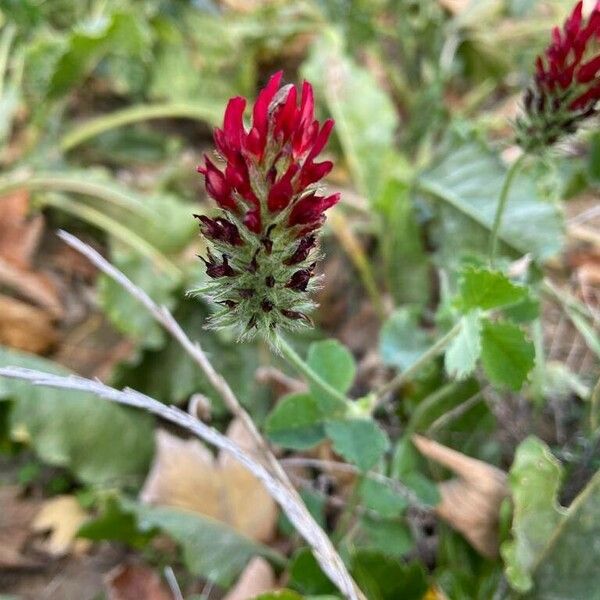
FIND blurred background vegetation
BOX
[0,0,599,598]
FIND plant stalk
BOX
[488,153,526,267]
[374,321,462,408]
[278,337,350,408]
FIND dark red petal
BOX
[284,234,317,265]
[243,208,262,233]
[307,119,334,161]
[570,82,600,109]
[577,55,600,83]
[198,156,236,211]
[299,160,333,188]
[267,164,299,212]
[274,85,298,140]
[250,71,284,155]
[297,81,315,130]
[288,192,340,226]
[223,97,247,151]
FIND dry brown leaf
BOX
[0,294,58,353]
[438,0,470,15]
[0,257,63,318]
[140,420,278,543]
[0,191,44,268]
[413,435,508,558]
[31,495,91,556]
[104,563,174,600]
[0,486,45,569]
[222,557,276,600]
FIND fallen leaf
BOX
[222,557,276,600]
[413,435,508,558]
[438,0,470,14]
[0,486,44,569]
[140,420,278,543]
[0,191,44,268]
[104,563,174,600]
[0,257,63,318]
[31,495,91,556]
[0,191,63,319]
[0,294,58,353]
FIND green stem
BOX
[0,172,149,216]
[38,194,181,280]
[374,321,462,408]
[488,154,526,267]
[59,102,221,152]
[0,24,16,99]
[278,337,350,407]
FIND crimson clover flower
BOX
[516,0,600,151]
[191,72,339,341]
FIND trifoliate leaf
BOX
[265,393,326,450]
[307,339,355,415]
[480,320,534,390]
[325,419,390,471]
[456,266,527,312]
[445,312,482,380]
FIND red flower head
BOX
[191,72,339,341]
[516,1,600,151]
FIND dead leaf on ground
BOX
[0,294,58,353]
[438,0,470,15]
[140,419,278,543]
[0,256,63,318]
[31,495,91,557]
[0,191,63,319]
[0,485,45,569]
[0,191,44,268]
[412,435,508,558]
[104,563,174,600]
[222,556,276,600]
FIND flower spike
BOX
[516,1,600,151]
[191,73,339,343]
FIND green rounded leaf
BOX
[480,319,534,390]
[325,419,389,471]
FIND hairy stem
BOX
[60,102,221,152]
[278,336,350,409]
[374,321,462,408]
[488,153,526,267]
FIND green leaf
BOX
[380,308,430,371]
[48,11,151,98]
[307,339,356,414]
[0,346,154,487]
[390,436,441,506]
[351,551,428,600]
[530,470,600,599]
[376,179,430,306]
[419,136,564,263]
[289,548,337,595]
[98,245,177,350]
[356,517,414,559]
[302,28,399,200]
[456,266,528,312]
[125,500,277,587]
[115,300,266,414]
[480,319,534,390]
[265,393,326,450]
[445,312,482,380]
[358,478,408,518]
[501,437,566,593]
[253,592,304,600]
[78,496,152,548]
[325,419,389,471]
